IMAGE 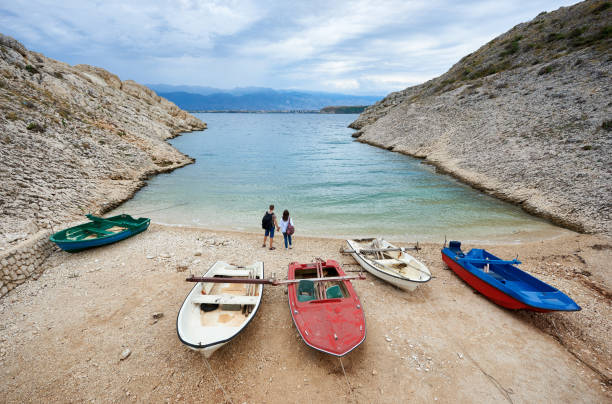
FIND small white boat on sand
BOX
[177,261,264,358]
[345,238,431,291]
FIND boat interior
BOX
[355,239,429,279]
[294,266,348,302]
[64,224,127,241]
[457,245,555,292]
[353,239,397,261]
[197,271,261,327]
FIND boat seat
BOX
[67,228,112,237]
[375,259,401,265]
[85,228,113,236]
[212,269,253,277]
[297,280,316,302]
[488,272,506,283]
[192,294,259,305]
[326,285,343,299]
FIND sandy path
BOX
[0,224,609,403]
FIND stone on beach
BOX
[119,348,131,361]
[176,261,189,272]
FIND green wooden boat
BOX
[50,214,150,252]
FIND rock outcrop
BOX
[0,34,207,248]
[350,0,611,235]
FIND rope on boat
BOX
[129,202,190,216]
[204,358,233,404]
[338,357,355,402]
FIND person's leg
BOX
[288,234,292,248]
[269,228,275,249]
[263,229,269,247]
[283,233,288,248]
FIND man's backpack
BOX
[262,211,273,230]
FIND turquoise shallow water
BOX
[111,113,565,242]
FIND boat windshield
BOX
[295,267,349,300]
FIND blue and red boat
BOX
[441,241,580,312]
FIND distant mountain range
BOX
[147,84,381,111]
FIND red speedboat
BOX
[287,259,366,356]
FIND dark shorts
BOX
[265,227,274,238]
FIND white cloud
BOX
[0,0,579,94]
[361,73,436,87]
[323,78,360,91]
[241,0,432,62]
[1,0,263,56]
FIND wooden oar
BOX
[340,246,420,254]
[316,258,326,300]
[186,273,366,285]
[457,257,521,265]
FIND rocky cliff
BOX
[351,0,611,235]
[0,34,206,247]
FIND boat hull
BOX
[53,226,149,252]
[288,260,366,357]
[441,242,580,312]
[346,239,430,291]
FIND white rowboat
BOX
[346,238,431,291]
[177,261,264,358]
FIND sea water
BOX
[111,113,567,242]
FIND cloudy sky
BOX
[1,0,576,95]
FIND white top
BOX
[279,218,294,233]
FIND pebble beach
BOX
[0,224,610,403]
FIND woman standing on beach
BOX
[279,210,294,249]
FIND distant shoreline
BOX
[187,110,362,114]
[189,110,321,113]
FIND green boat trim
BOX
[86,214,143,229]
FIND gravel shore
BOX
[0,224,609,403]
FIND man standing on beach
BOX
[262,204,280,250]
